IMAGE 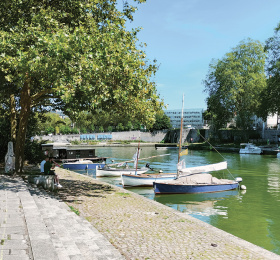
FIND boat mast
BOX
[135,140,140,175]
[178,94,184,164]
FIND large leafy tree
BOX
[0,0,163,173]
[203,38,266,130]
[258,23,280,119]
[148,111,172,132]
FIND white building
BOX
[164,108,204,129]
[250,114,279,130]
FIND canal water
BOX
[74,146,280,255]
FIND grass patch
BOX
[116,192,131,197]
[0,239,4,245]
[85,216,93,222]
[68,205,80,216]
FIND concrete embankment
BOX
[54,168,279,259]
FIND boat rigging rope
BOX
[196,130,235,179]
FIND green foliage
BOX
[35,112,68,135]
[116,123,124,131]
[0,109,10,162]
[60,125,72,135]
[0,0,163,172]
[58,110,151,133]
[204,38,266,130]
[258,25,280,119]
[148,112,172,132]
[45,126,55,135]
[24,139,44,164]
[133,121,141,130]
[80,127,87,134]
[126,121,133,131]
[71,128,79,134]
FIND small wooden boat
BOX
[153,95,243,195]
[153,161,243,194]
[63,159,106,170]
[121,172,176,187]
[95,165,149,177]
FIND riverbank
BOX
[94,142,278,155]
[34,168,280,259]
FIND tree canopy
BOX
[203,38,266,130]
[0,0,164,172]
[258,23,280,119]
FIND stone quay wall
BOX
[34,129,280,144]
[35,130,168,143]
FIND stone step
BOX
[17,179,60,260]
[27,185,124,260]
[0,177,31,260]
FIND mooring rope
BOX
[196,130,235,179]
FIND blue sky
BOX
[125,0,280,110]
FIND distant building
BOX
[227,114,279,130]
[164,108,204,129]
[51,110,67,120]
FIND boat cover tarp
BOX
[179,161,227,175]
[181,173,212,184]
[168,174,234,185]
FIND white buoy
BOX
[240,185,247,190]
[235,177,243,183]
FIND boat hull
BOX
[96,167,149,177]
[63,162,105,170]
[121,174,176,187]
[239,143,262,154]
[239,149,262,154]
[153,182,239,194]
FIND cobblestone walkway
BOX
[55,168,280,260]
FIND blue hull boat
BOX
[153,182,239,194]
[152,95,243,195]
[63,160,105,170]
[153,161,243,195]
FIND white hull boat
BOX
[121,173,176,187]
[95,166,149,177]
[239,143,262,154]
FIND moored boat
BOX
[239,143,262,154]
[153,161,242,194]
[63,159,106,170]
[121,172,176,187]
[95,165,149,177]
[153,95,243,195]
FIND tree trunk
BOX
[10,94,17,143]
[15,79,31,174]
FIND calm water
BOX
[75,146,280,255]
